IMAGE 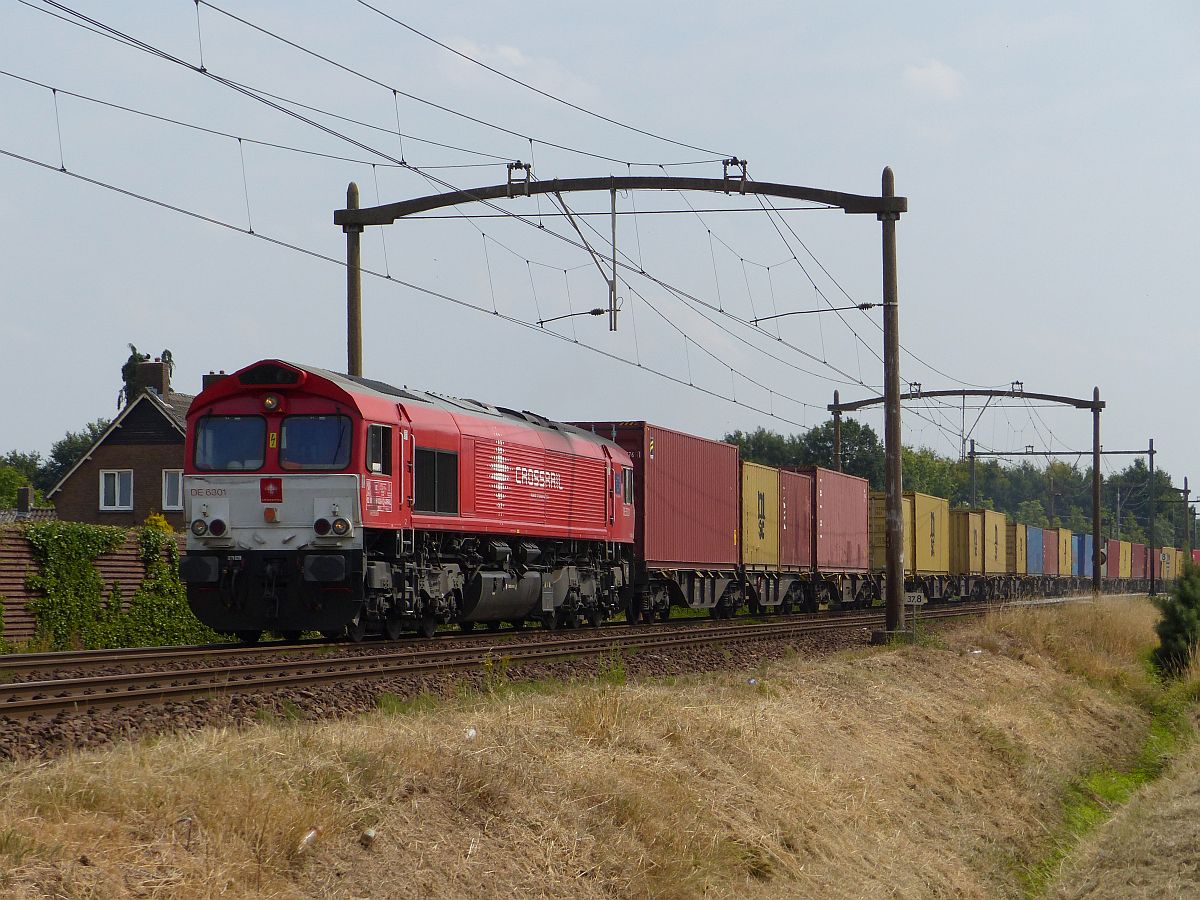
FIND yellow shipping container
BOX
[908,491,950,575]
[870,492,913,575]
[950,509,984,575]
[740,462,780,569]
[980,509,1008,574]
[1118,540,1132,579]
[1007,523,1027,575]
[1058,528,1073,577]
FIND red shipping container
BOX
[1192,549,1200,566]
[573,422,739,569]
[1131,543,1146,579]
[1105,539,1121,580]
[1043,528,1059,576]
[794,466,869,573]
[779,469,814,569]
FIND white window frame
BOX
[162,469,183,511]
[99,469,134,511]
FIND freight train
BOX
[179,360,1178,642]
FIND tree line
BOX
[725,422,1192,549]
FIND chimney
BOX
[136,359,170,397]
[16,486,32,515]
[203,370,230,390]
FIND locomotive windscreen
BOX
[279,415,352,470]
[194,416,266,471]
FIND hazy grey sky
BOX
[2,1,1197,483]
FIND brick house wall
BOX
[51,440,186,530]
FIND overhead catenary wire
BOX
[0,144,815,428]
[22,1,884,395]
[350,0,732,158]
[192,0,728,168]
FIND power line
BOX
[193,0,725,168]
[0,143,819,428]
[27,0,885,396]
[349,0,731,158]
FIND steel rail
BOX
[0,602,1046,719]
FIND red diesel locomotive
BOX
[180,360,635,641]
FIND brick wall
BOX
[52,442,186,530]
[0,525,185,644]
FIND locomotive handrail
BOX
[334,176,906,227]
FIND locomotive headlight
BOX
[263,393,282,412]
[331,517,352,536]
[313,518,331,536]
[208,518,228,537]
[190,518,209,537]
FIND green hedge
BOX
[21,520,222,650]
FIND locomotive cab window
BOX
[280,415,352,470]
[623,466,634,504]
[366,424,392,475]
[414,448,458,514]
[194,416,266,471]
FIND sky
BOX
[2,1,1198,486]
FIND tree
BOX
[118,344,151,408]
[38,419,111,492]
[0,464,34,508]
[2,450,42,484]
[796,419,884,488]
[1152,562,1200,675]
[1014,499,1049,528]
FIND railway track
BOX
[0,602,1010,719]
[0,606,883,675]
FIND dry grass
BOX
[0,598,1163,899]
[1049,740,1200,899]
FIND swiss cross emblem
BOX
[260,478,283,503]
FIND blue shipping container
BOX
[1027,527,1044,574]
[1072,533,1095,577]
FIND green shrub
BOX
[22,519,222,650]
[1151,561,1200,676]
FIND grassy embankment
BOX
[0,596,1194,899]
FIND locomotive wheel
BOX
[560,610,581,630]
[509,619,526,631]
[384,618,404,641]
[417,615,437,639]
[540,612,558,631]
[347,617,368,643]
[320,629,344,640]
[658,605,671,623]
[486,620,502,632]
[279,631,302,642]
[459,621,476,633]
[586,609,603,628]
[235,630,261,644]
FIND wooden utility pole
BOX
[832,390,842,472]
[344,182,363,376]
[1092,387,1101,593]
[880,167,904,635]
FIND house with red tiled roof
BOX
[46,359,195,530]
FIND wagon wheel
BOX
[459,621,476,633]
[586,608,604,628]
[540,611,558,631]
[657,604,671,623]
[486,620,502,632]
[236,630,261,644]
[346,616,369,643]
[559,609,582,630]
[384,617,404,641]
[320,629,344,641]
[626,603,641,625]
